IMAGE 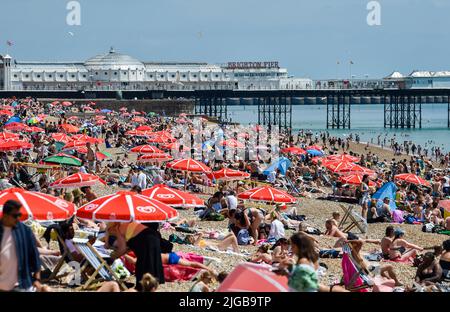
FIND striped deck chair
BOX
[338,204,368,234]
[72,238,127,290]
[42,233,75,283]
[340,244,373,292]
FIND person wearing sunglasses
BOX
[0,200,42,292]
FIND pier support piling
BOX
[326,94,351,129]
[384,95,421,129]
[448,95,450,128]
[194,97,228,122]
[257,96,291,132]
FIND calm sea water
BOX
[226,104,450,152]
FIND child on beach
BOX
[189,271,216,292]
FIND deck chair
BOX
[340,244,372,292]
[42,232,75,283]
[321,173,332,187]
[340,244,396,292]
[338,204,368,234]
[72,238,127,290]
[283,177,301,196]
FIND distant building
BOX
[0,48,312,91]
[405,70,450,89]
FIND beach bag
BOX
[111,259,131,279]
[169,233,188,245]
[204,213,225,222]
[305,227,322,236]
[392,210,404,224]
[237,229,252,245]
[404,215,416,225]
[422,223,435,233]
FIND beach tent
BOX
[372,181,398,211]
[5,116,21,125]
[307,149,324,157]
[263,157,291,176]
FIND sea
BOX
[226,104,450,152]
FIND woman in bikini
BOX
[184,232,240,253]
[388,229,424,262]
[415,252,443,286]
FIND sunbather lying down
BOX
[162,252,215,274]
[122,251,216,274]
[185,232,240,253]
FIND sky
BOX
[1,0,450,79]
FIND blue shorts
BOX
[168,252,181,265]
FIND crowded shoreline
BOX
[0,97,449,293]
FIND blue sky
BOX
[1,0,450,79]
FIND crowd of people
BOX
[0,97,449,293]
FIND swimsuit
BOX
[168,252,181,265]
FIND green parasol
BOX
[44,153,82,166]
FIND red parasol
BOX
[0,132,19,140]
[137,153,173,163]
[394,174,430,187]
[339,173,376,187]
[326,153,360,163]
[166,158,212,173]
[49,173,106,188]
[130,145,163,154]
[0,140,33,152]
[0,188,75,221]
[217,263,289,292]
[60,124,79,133]
[280,147,307,155]
[142,184,204,208]
[209,168,251,181]
[4,122,28,132]
[51,133,72,143]
[238,186,297,204]
[76,191,178,223]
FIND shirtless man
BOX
[381,226,395,260]
[324,219,346,239]
[324,219,347,248]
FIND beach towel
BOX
[163,264,200,282]
[372,276,396,292]
[176,251,204,263]
[163,252,206,282]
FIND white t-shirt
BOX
[226,195,238,210]
[79,166,88,174]
[0,226,19,291]
[443,177,450,188]
[137,172,147,189]
[269,219,285,241]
